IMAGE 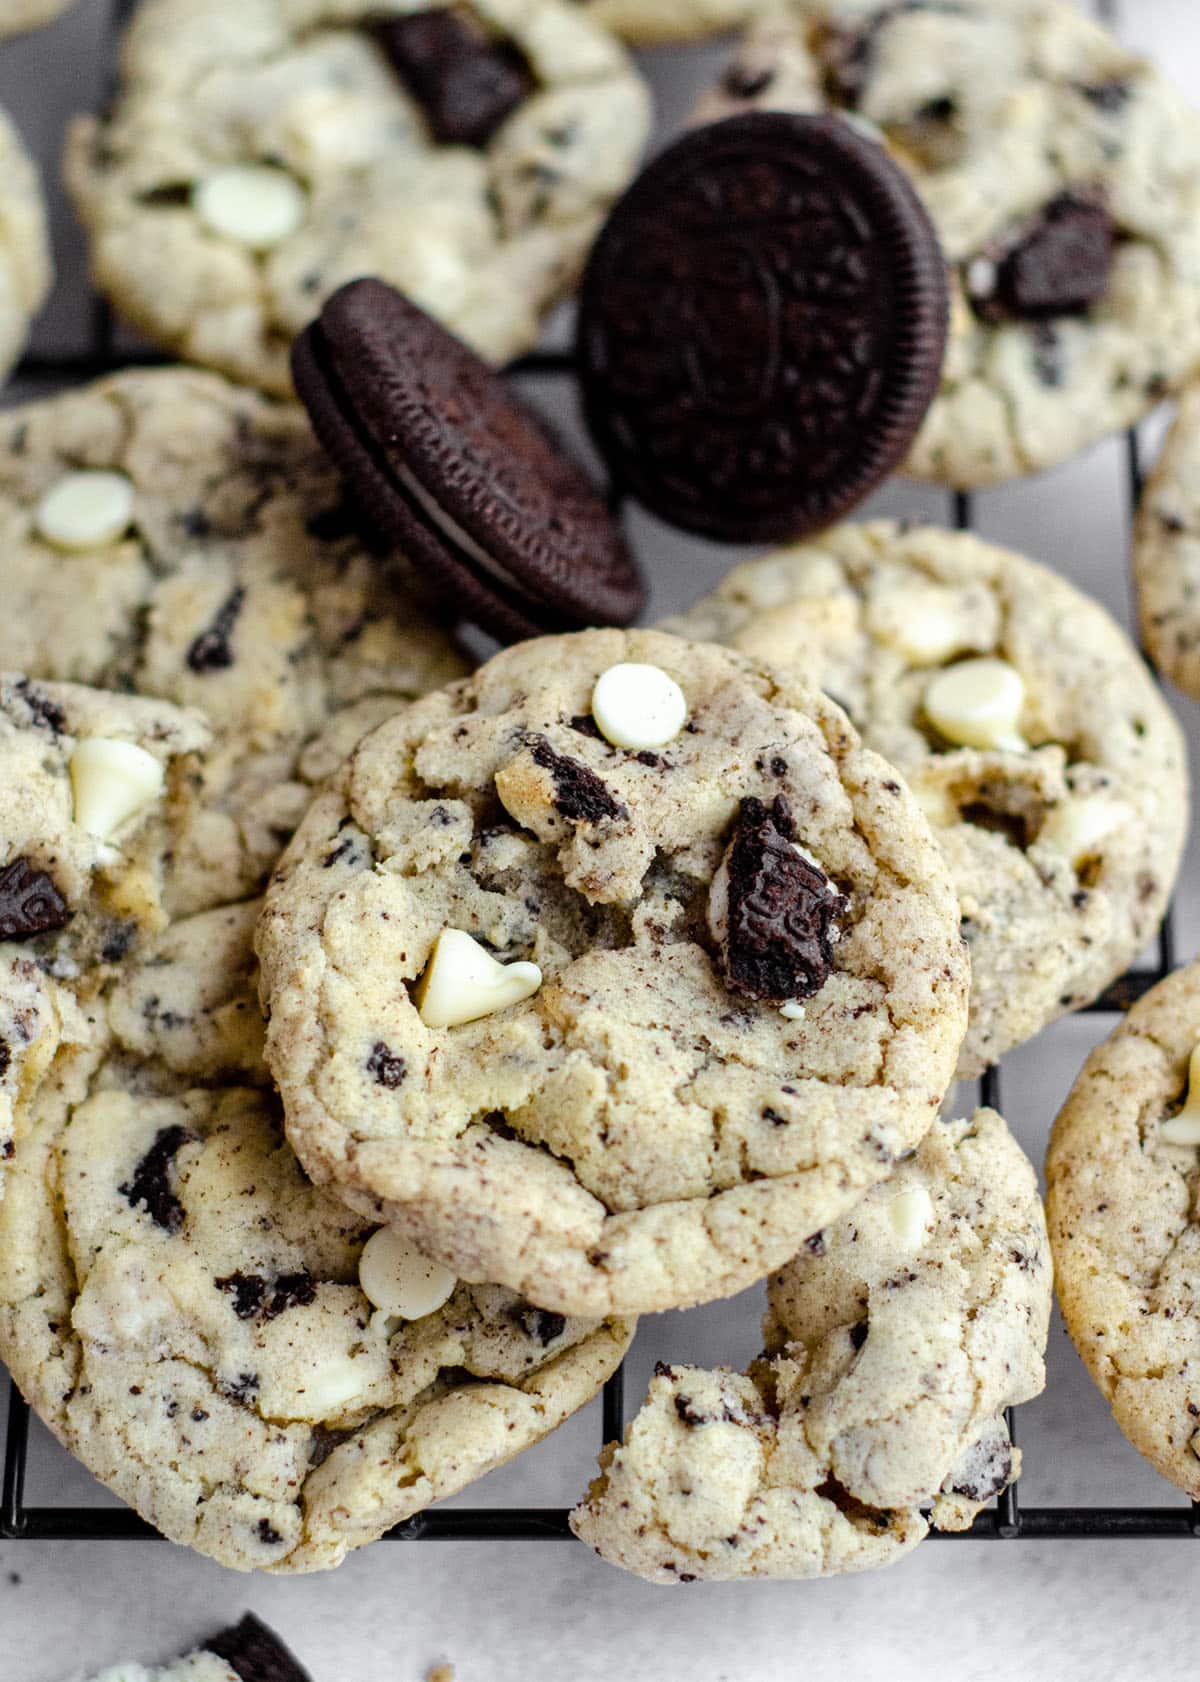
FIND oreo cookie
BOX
[206,1613,313,1682]
[293,279,643,643]
[577,113,949,543]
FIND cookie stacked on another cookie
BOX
[698,0,1200,486]
[668,522,1187,1076]
[256,627,970,1317]
[65,0,652,388]
[571,1106,1052,1581]
[0,897,632,1572]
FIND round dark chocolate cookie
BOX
[293,278,644,643]
[577,112,948,542]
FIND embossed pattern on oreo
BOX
[577,113,949,542]
[0,857,69,941]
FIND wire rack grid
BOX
[3,0,1199,1555]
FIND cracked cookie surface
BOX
[568,0,758,46]
[0,899,631,1573]
[696,0,1200,487]
[0,368,469,916]
[256,627,969,1317]
[570,1106,1051,1580]
[1047,960,1200,1499]
[1135,382,1200,702]
[667,522,1187,1077]
[0,104,51,380]
[64,0,651,390]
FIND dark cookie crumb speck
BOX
[366,1040,407,1088]
[186,586,246,674]
[119,1124,196,1234]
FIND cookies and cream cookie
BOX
[570,0,758,46]
[667,522,1187,1076]
[571,1107,1051,1581]
[0,0,75,35]
[64,0,652,390]
[256,627,970,1318]
[0,900,632,1572]
[0,104,51,381]
[78,1614,312,1682]
[1135,381,1200,701]
[0,368,469,915]
[697,0,1200,487]
[1048,959,1200,1500]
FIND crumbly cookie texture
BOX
[570,0,757,46]
[571,1107,1051,1581]
[257,627,969,1318]
[64,0,651,391]
[1047,960,1200,1499]
[0,0,75,35]
[0,901,632,1574]
[0,105,52,380]
[0,368,469,914]
[1135,382,1200,701]
[666,522,1187,1077]
[697,0,1200,487]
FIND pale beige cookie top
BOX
[0,899,632,1573]
[0,0,76,35]
[64,0,651,391]
[0,368,469,914]
[696,0,1200,487]
[0,104,52,381]
[0,672,209,1189]
[1135,381,1200,702]
[569,0,758,46]
[1047,959,1200,1499]
[668,522,1187,1077]
[257,627,969,1318]
[571,1107,1049,1581]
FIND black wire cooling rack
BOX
[3,0,1199,1554]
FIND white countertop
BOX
[4,2,1200,1677]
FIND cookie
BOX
[0,104,52,382]
[0,899,632,1573]
[82,1614,312,1682]
[0,368,469,916]
[666,521,1186,1076]
[1134,381,1200,701]
[0,672,210,1191]
[578,112,948,541]
[696,0,1200,487]
[1047,959,1200,1500]
[569,0,758,46]
[256,627,969,1318]
[0,0,75,35]
[64,0,652,392]
[294,278,643,642]
[570,1106,1051,1581]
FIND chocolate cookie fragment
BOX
[205,1613,314,1682]
[973,192,1114,320]
[374,6,536,147]
[293,278,644,641]
[708,794,848,1003]
[0,857,68,941]
[577,112,948,541]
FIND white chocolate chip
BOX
[591,662,688,751]
[415,928,542,1029]
[888,1183,935,1249]
[69,739,164,842]
[359,1226,457,1322]
[1161,1043,1200,1147]
[871,587,966,666]
[1039,795,1130,866]
[194,164,306,249]
[924,657,1027,752]
[967,255,997,299]
[35,470,134,551]
[779,1001,807,1020]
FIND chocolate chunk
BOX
[292,279,643,642]
[206,1613,314,1682]
[255,1520,282,1547]
[13,679,65,734]
[849,1321,869,1351]
[366,1040,407,1088]
[993,192,1114,319]
[186,585,246,673]
[0,858,69,942]
[266,1272,318,1318]
[119,1124,196,1233]
[946,1423,1014,1503]
[578,113,949,542]
[373,6,535,148]
[217,1272,268,1319]
[0,1041,9,1080]
[712,795,849,1003]
[530,736,627,824]
[674,1393,707,1427]
[515,1306,567,1345]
